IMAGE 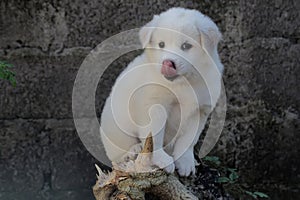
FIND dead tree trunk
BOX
[92,133,199,200]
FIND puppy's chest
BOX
[131,85,200,128]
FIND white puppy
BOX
[100,7,223,176]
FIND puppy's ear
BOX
[200,28,222,52]
[196,15,223,72]
[198,26,222,54]
[139,15,159,48]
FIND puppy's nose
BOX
[162,60,176,69]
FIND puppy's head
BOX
[139,8,223,81]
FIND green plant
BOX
[245,191,269,199]
[203,156,269,199]
[0,61,16,87]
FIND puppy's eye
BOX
[159,41,165,48]
[181,42,192,51]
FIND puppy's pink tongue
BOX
[161,60,177,77]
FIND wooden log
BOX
[93,133,199,200]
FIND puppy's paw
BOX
[152,150,175,173]
[174,153,196,177]
[122,143,143,162]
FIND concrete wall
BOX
[0,0,299,199]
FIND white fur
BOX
[100,8,223,176]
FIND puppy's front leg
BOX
[173,144,196,177]
[172,111,205,176]
[137,104,175,173]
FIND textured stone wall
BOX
[0,0,299,199]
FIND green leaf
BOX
[0,70,5,79]
[229,171,239,181]
[0,61,16,87]
[1,62,12,68]
[253,192,269,198]
[227,168,237,172]
[217,177,231,183]
[6,63,13,68]
[203,156,221,166]
[245,190,257,199]
[9,76,17,87]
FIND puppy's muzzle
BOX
[161,59,178,81]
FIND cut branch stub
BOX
[141,132,153,154]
